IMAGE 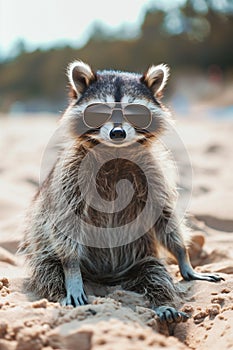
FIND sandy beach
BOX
[0,114,232,350]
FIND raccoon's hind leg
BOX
[121,257,189,324]
[61,255,88,307]
[26,253,66,302]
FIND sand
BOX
[0,114,232,350]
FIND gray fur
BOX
[19,62,223,324]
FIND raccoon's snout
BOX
[109,126,126,140]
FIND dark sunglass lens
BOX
[124,104,151,128]
[84,104,112,128]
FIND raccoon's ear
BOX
[141,64,169,98]
[67,60,97,98]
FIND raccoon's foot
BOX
[61,281,88,307]
[180,263,224,282]
[154,306,189,324]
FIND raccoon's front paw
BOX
[61,286,88,307]
[154,306,189,324]
[184,271,224,282]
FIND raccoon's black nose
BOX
[109,126,126,140]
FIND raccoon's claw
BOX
[61,288,88,307]
[154,306,189,324]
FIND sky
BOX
[0,0,231,60]
[0,0,188,59]
[0,0,150,58]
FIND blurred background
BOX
[0,0,233,116]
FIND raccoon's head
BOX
[62,60,171,147]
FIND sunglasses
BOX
[83,103,152,129]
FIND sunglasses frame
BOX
[83,102,152,129]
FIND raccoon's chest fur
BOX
[67,146,163,281]
[82,157,148,228]
[53,144,165,280]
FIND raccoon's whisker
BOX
[101,126,110,132]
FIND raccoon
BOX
[19,60,223,324]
